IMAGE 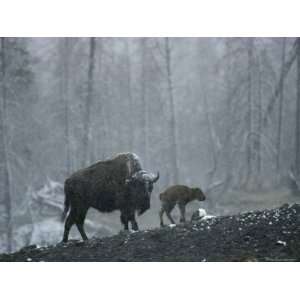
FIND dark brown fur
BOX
[62,153,159,242]
[159,185,206,226]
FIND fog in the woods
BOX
[1,37,300,253]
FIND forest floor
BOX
[1,203,300,262]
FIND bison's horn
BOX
[151,172,160,183]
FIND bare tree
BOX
[276,37,286,173]
[0,37,13,252]
[140,38,149,166]
[59,38,72,175]
[263,40,297,126]
[295,38,300,176]
[256,55,262,181]
[124,39,134,151]
[164,37,179,183]
[83,37,96,166]
[245,38,254,187]
[222,38,236,189]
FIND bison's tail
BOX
[61,195,70,222]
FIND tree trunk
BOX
[0,37,13,253]
[92,39,104,161]
[223,39,234,190]
[83,37,96,166]
[245,38,254,187]
[276,37,286,173]
[203,92,219,186]
[60,38,72,175]
[256,58,262,185]
[140,38,149,166]
[295,38,300,176]
[165,37,179,184]
[263,42,297,126]
[124,39,134,151]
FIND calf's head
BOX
[126,170,159,215]
[191,187,206,202]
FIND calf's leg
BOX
[165,207,176,225]
[178,204,186,223]
[159,208,165,227]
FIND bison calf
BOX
[159,185,206,226]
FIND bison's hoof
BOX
[58,241,68,247]
[132,225,139,231]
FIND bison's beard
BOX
[137,207,146,216]
[137,200,150,216]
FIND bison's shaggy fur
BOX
[159,185,206,226]
[62,153,159,242]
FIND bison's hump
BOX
[65,152,143,185]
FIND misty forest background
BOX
[1,37,300,253]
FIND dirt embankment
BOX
[1,203,300,262]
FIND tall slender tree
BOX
[295,38,300,176]
[263,40,297,126]
[165,37,179,183]
[0,37,13,252]
[83,37,96,166]
[59,38,72,175]
[256,55,262,181]
[124,39,134,151]
[140,38,149,166]
[245,38,254,187]
[276,37,286,173]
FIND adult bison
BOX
[61,153,159,242]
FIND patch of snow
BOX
[169,224,176,228]
[276,240,287,246]
[198,208,207,218]
[202,215,215,220]
[27,258,32,262]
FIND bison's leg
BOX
[76,223,88,241]
[120,213,129,230]
[75,208,89,241]
[178,204,186,223]
[129,213,139,231]
[62,213,75,243]
[159,208,165,227]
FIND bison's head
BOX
[191,187,206,202]
[126,170,159,215]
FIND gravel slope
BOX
[1,203,300,262]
